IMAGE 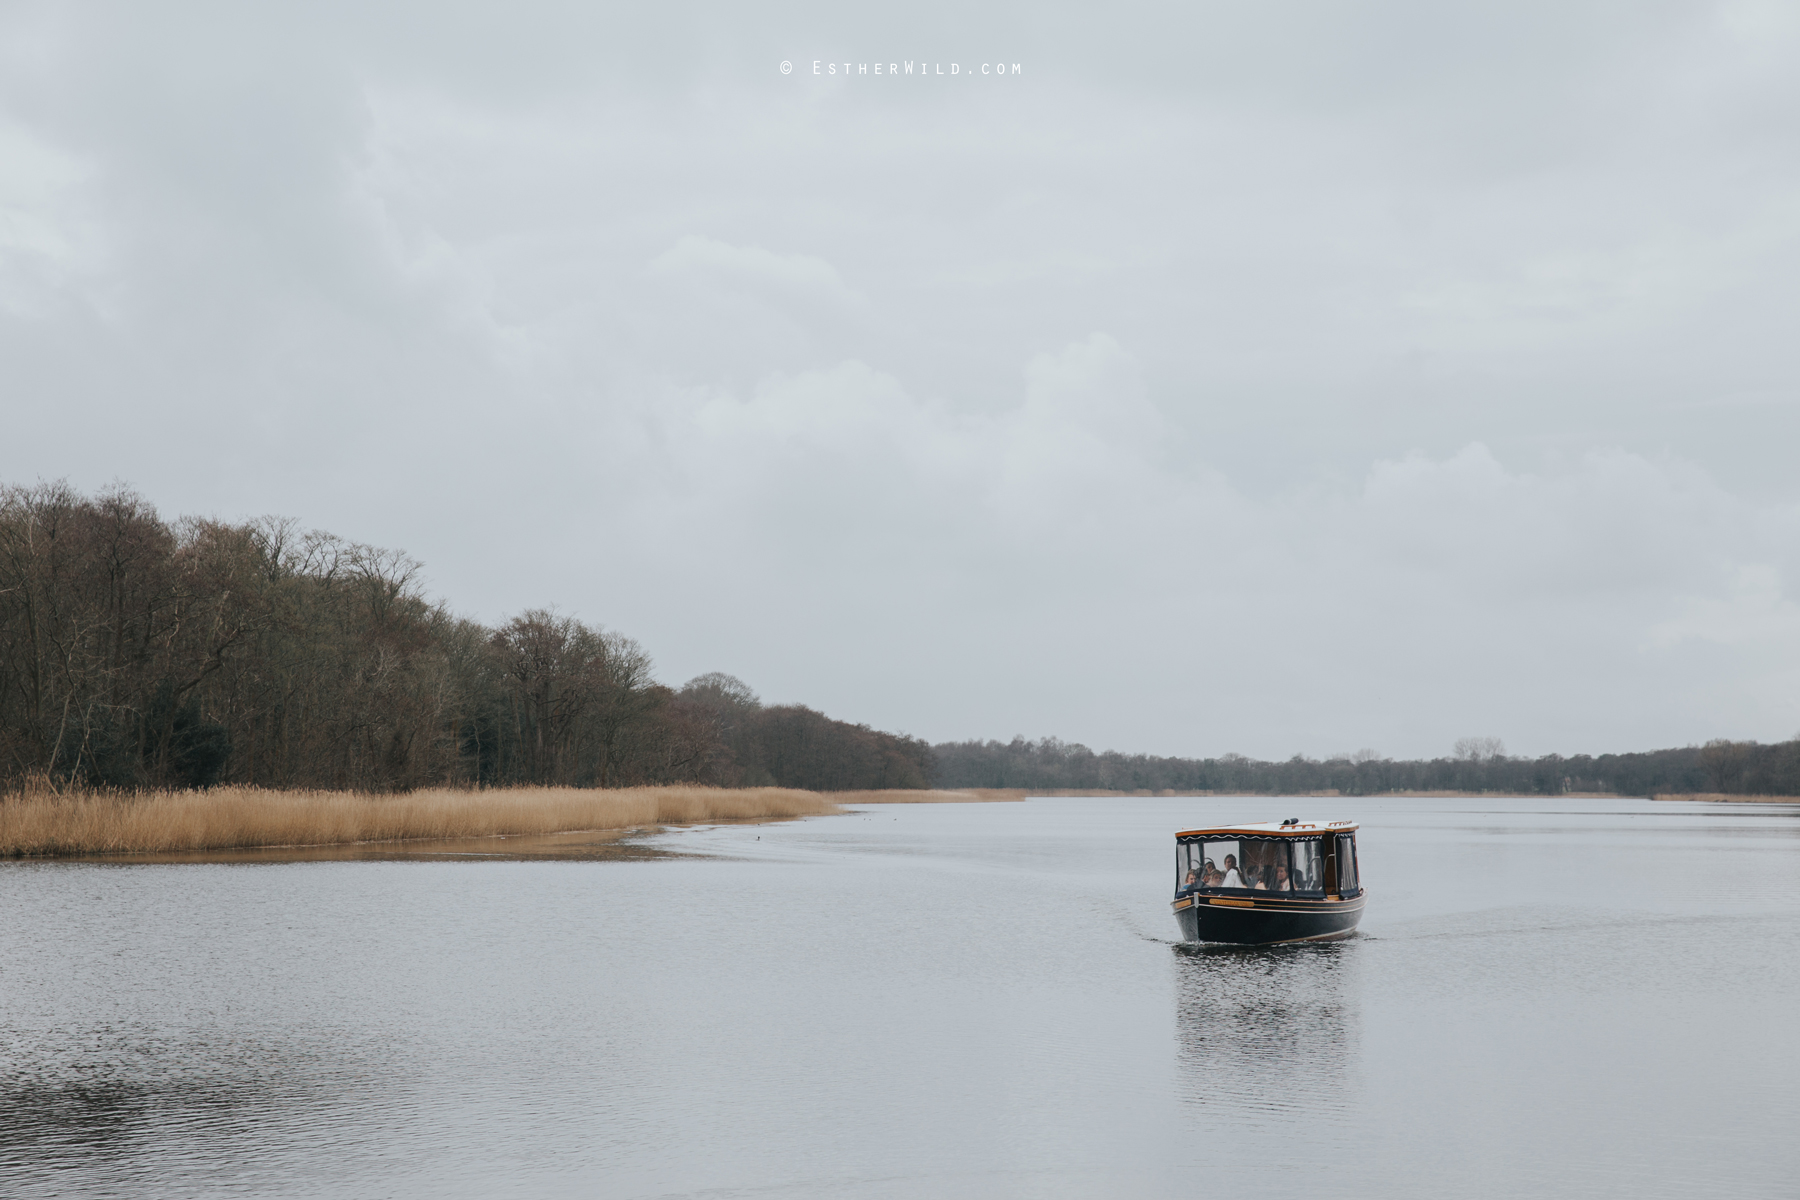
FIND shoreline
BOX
[0,784,844,861]
[7,784,1794,862]
[828,788,1026,803]
[0,784,1029,861]
[1651,792,1800,803]
[1009,788,1626,798]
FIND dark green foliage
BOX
[657,677,935,791]
[743,705,934,791]
[142,681,232,789]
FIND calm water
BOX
[3,796,1797,1199]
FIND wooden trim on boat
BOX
[1170,891,1368,912]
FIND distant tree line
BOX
[929,735,1800,797]
[8,482,1791,800]
[0,483,931,793]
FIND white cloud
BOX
[1652,564,1800,650]
[0,117,106,317]
[650,236,859,304]
[587,341,1800,754]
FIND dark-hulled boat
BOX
[1171,819,1366,945]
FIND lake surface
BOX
[3,796,1797,1199]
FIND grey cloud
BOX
[3,1,1798,758]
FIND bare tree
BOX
[1453,737,1506,762]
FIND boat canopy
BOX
[1174,819,1357,839]
[1174,820,1361,898]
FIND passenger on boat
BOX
[1201,860,1223,886]
[1219,855,1245,889]
[1181,868,1200,892]
[1271,865,1291,892]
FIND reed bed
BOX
[0,784,841,858]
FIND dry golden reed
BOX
[0,783,841,858]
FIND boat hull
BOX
[1172,892,1366,945]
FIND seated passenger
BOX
[1219,854,1245,889]
[1270,865,1291,892]
[1201,860,1223,886]
[1181,868,1200,892]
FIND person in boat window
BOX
[1181,868,1200,892]
[1201,859,1223,886]
[1271,864,1291,892]
[1219,854,1245,888]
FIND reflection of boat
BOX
[1171,819,1366,945]
[1171,939,1361,1123]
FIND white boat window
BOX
[1177,842,1205,891]
[1239,839,1291,892]
[1195,839,1241,887]
[1336,834,1359,893]
[1290,839,1324,893]
[1178,836,1338,893]
[1186,839,1291,891]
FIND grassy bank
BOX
[0,784,842,858]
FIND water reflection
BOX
[0,1029,392,1197]
[0,1079,160,1162]
[1172,941,1362,1133]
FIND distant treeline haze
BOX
[932,734,1800,797]
[3,482,1793,798]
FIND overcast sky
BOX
[3,1,1798,759]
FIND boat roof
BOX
[1174,819,1358,839]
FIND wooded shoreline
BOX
[6,482,1797,806]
